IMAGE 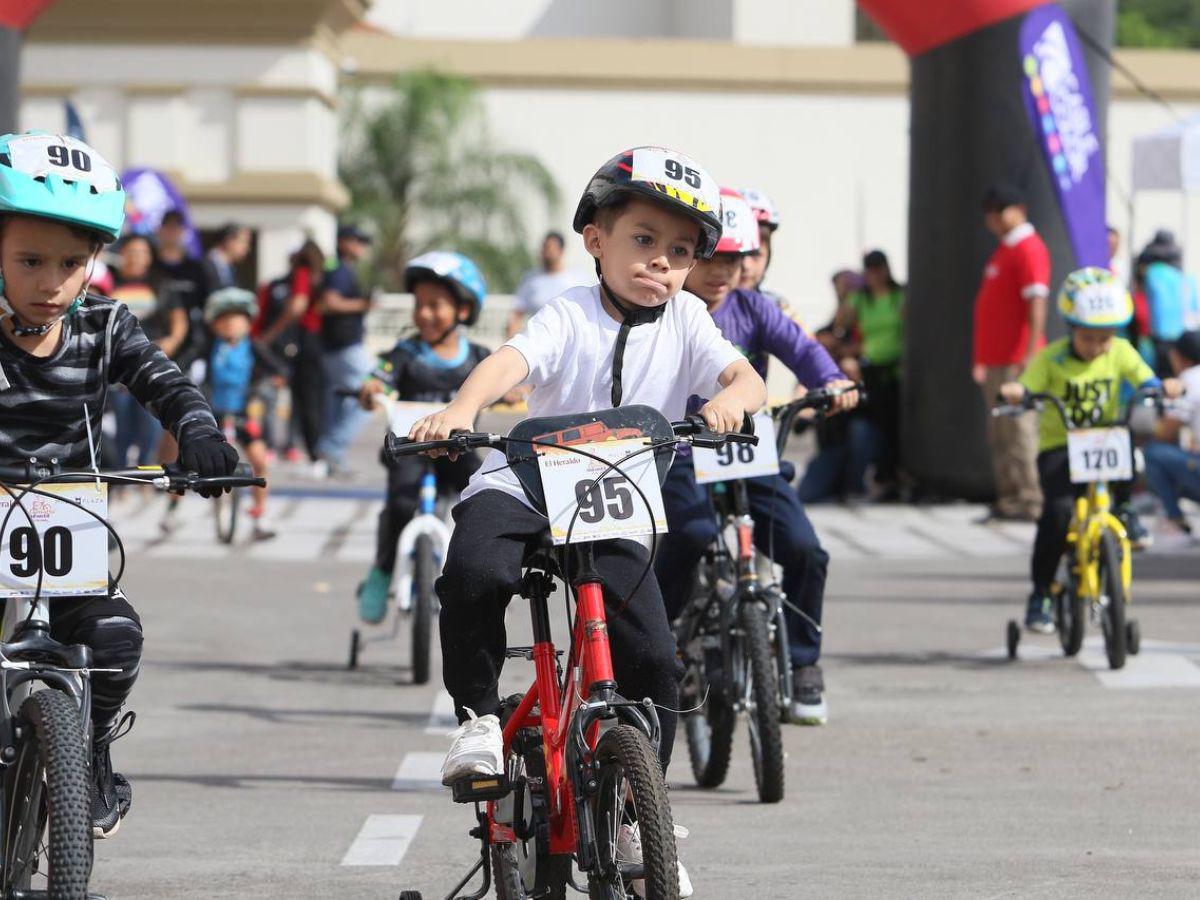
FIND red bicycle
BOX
[390,405,755,900]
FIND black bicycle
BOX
[0,461,263,900]
[677,385,859,803]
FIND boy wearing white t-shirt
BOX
[409,149,765,792]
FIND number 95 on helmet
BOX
[1057,266,1133,329]
[573,146,723,258]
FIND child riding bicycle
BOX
[408,147,767,898]
[997,267,1181,633]
[0,131,238,837]
[658,188,857,725]
[354,252,490,624]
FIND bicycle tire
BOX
[493,727,568,900]
[213,487,240,544]
[682,656,734,789]
[411,534,435,685]
[1055,576,1085,657]
[1,690,93,900]
[740,603,785,803]
[1099,531,1127,670]
[588,725,678,900]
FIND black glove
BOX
[178,435,239,498]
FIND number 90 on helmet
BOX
[573,146,723,258]
[1057,266,1133,329]
[404,251,487,325]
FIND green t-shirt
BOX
[1019,336,1156,452]
[849,287,904,367]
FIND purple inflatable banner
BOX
[121,168,203,258]
[1019,4,1108,268]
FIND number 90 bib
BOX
[0,484,109,597]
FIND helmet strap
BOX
[0,259,93,338]
[599,277,667,407]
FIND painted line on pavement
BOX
[425,690,457,735]
[392,752,445,791]
[1078,638,1200,689]
[340,814,423,866]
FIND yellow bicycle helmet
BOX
[1057,266,1133,328]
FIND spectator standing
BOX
[835,249,905,495]
[506,231,590,336]
[109,234,187,465]
[315,224,373,474]
[202,222,252,294]
[1137,229,1200,375]
[153,209,208,372]
[972,185,1049,522]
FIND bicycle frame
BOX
[393,469,452,612]
[1066,480,1133,605]
[491,541,659,873]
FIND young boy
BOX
[736,186,778,294]
[998,267,1181,632]
[411,147,765,895]
[658,188,857,725]
[203,287,287,539]
[0,131,237,836]
[355,252,490,623]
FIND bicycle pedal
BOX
[450,772,512,804]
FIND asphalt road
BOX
[86,481,1200,899]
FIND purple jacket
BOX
[710,288,843,388]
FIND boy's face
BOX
[212,311,251,341]
[686,252,743,307]
[412,280,464,343]
[1071,327,1116,361]
[739,233,770,290]
[583,197,700,309]
[0,216,97,328]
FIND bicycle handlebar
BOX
[992,385,1164,430]
[0,462,266,491]
[770,383,865,456]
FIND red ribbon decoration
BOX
[858,0,1052,56]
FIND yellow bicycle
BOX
[996,388,1159,670]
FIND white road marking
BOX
[1078,638,1200,689]
[340,814,423,866]
[392,752,445,791]
[425,689,457,735]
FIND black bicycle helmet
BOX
[573,146,723,258]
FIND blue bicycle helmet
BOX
[404,251,487,325]
[0,132,125,242]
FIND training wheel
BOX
[398,892,423,900]
[348,629,361,670]
[1126,619,1141,656]
[1005,620,1020,660]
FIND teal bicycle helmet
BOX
[205,287,259,323]
[0,132,125,242]
[404,251,487,325]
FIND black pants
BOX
[375,452,479,574]
[861,363,901,483]
[44,591,143,737]
[436,490,680,769]
[1032,449,1131,593]
[290,332,325,463]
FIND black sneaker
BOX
[91,712,135,839]
[1118,506,1152,551]
[790,665,827,725]
[1024,592,1055,635]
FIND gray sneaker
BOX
[791,665,827,725]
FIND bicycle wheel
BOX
[588,725,678,900]
[213,486,240,544]
[410,534,435,686]
[740,603,785,804]
[1,690,92,900]
[682,651,734,789]
[1098,531,1127,670]
[493,727,568,900]
[1054,574,1085,657]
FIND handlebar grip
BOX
[384,433,444,460]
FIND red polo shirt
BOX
[973,222,1050,367]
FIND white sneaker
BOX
[440,708,502,786]
[616,822,693,898]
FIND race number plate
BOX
[7,133,119,192]
[387,400,446,438]
[537,439,667,545]
[1067,427,1133,484]
[692,413,780,484]
[0,484,109,597]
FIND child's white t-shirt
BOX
[460,283,744,509]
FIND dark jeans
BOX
[797,412,878,502]
[436,490,680,769]
[1142,440,1200,521]
[656,458,829,667]
[290,332,325,463]
[39,590,143,737]
[1032,449,1131,593]
[861,363,901,483]
[375,452,479,574]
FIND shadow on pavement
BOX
[176,702,431,727]
[147,658,418,687]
